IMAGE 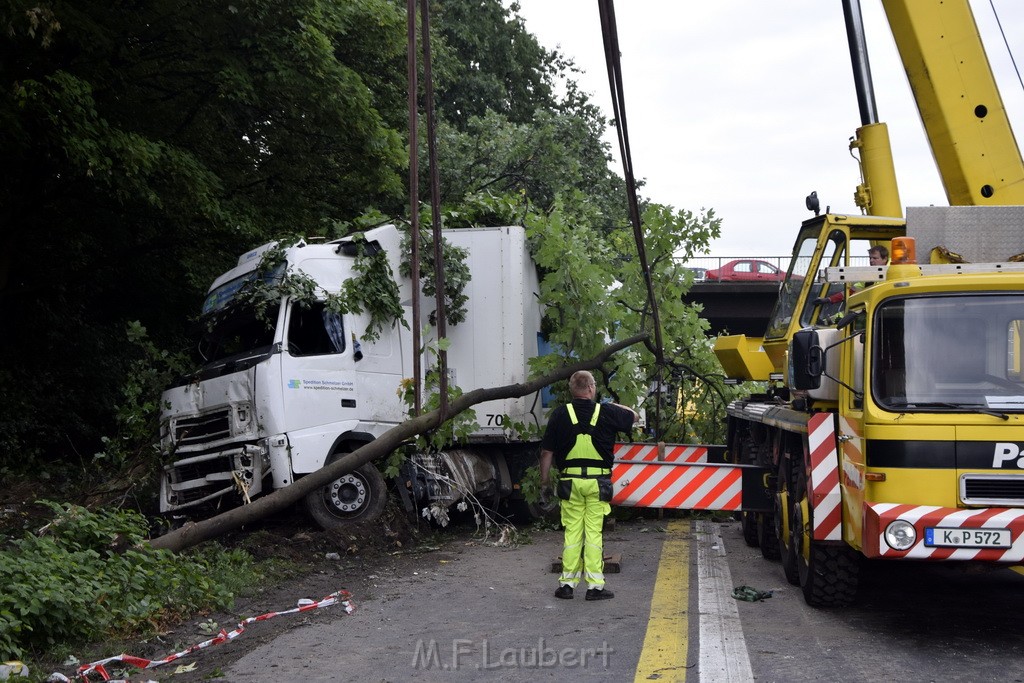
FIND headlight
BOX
[884,520,917,550]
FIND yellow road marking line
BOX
[634,518,690,683]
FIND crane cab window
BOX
[804,235,889,327]
[766,235,819,339]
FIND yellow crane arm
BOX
[882,0,1024,205]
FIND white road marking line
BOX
[696,519,754,683]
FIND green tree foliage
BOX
[426,0,626,225]
[399,227,471,326]
[0,0,737,479]
[0,501,256,660]
[435,109,626,222]
[430,0,560,128]
[0,0,409,464]
[524,196,740,443]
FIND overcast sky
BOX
[511,1,1024,258]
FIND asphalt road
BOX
[131,515,1024,682]
[225,519,672,681]
[725,520,1024,683]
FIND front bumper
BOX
[863,502,1024,562]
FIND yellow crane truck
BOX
[713,0,1024,606]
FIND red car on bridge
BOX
[705,259,788,282]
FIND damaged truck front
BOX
[159,224,548,529]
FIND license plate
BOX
[924,527,1012,548]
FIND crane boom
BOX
[882,0,1024,205]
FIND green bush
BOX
[0,501,253,660]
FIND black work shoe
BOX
[585,588,614,601]
[554,585,574,599]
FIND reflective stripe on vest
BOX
[565,403,601,462]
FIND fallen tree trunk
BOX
[150,333,649,552]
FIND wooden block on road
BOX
[550,552,621,573]
[604,552,621,572]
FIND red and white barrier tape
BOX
[48,589,355,683]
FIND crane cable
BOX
[405,0,449,421]
[598,0,666,434]
[988,0,1024,95]
[597,0,664,366]
[406,0,422,416]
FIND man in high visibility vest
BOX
[539,370,639,601]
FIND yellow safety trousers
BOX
[559,404,609,589]
[559,477,610,589]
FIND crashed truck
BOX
[158,224,554,529]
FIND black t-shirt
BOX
[541,398,635,469]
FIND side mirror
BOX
[789,329,822,390]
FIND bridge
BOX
[680,256,794,336]
[679,254,877,336]
[684,281,780,336]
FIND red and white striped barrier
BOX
[612,460,742,511]
[55,589,355,682]
[613,442,713,463]
[864,503,1024,561]
[808,413,842,541]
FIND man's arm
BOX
[610,403,640,424]
[539,448,554,487]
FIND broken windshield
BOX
[202,262,286,315]
[196,263,287,369]
[198,301,281,367]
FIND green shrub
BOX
[0,501,254,660]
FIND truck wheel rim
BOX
[328,474,367,513]
[794,497,811,563]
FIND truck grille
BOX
[173,409,231,445]
[165,453,235,506]
[960,474,1024,506]
[162,443,267,511]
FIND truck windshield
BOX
[194,262,286,370]
[203,262,286,315]
[873,294,1024,412]
[198,302,281,367]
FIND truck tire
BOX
[741,511,760,547]
[508,497,560,525]
[796,540,860,608]
[775,458,799,585]
[757,512,780,560]
[738,438,760,547]
[792,473,859,607]
[304,459,387,530]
